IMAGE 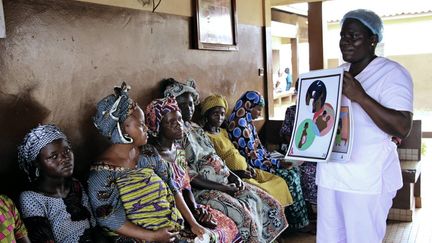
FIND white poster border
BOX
[285,67,344,162]
[329,95,353,162]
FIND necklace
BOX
[207,126,220,134]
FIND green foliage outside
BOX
[421,141,427,156]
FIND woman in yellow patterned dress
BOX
[201,94,293,208]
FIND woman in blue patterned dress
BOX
[280,81,317,208]
[227,90,313,233]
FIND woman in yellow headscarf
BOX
[201,94,293,207]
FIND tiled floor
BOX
[279,139,432,243]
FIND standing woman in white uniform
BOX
[316,9,413,243]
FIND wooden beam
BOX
[422,131,432,138]
[271,0,323,7]
[308,1,324,70]
[291,37,299,82]
[263,0,274,119]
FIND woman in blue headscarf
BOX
[87,82,182,242]
[18,124,104,242]
[227,90,313,234]
[280,81,318,220]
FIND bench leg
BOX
[414,174,422,208]
[392,183,413,209]
[389,183,415,221]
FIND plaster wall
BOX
[0,0,265,197]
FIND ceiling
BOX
[271,0,323,7]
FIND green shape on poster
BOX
[295,119,316,150]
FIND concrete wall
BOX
[326,14,432,114]
[0,0,266,197]
[389,53,432,111]
[78,0,265,26]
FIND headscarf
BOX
[145,97,181,137]
[227,91,279,172]
[200,94,228,116]
[163,79,200,105]
[93,82,136,144]
[227,90,264,136]
[341,9,384,42]
[18,124,69,182]
[229,91,264,120]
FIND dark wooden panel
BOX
[262,120,284,146]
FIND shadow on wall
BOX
[0,86,50,201]
[0,88,111,199]
[73,103,111,184]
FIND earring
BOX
[371,43,375,46]
[35,168,40,178]
[123,133,134,143]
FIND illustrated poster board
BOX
[285,68,344,162]
[329,95,353,162]
[0,0,5,38]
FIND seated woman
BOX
[201,94,293,208]
[17,124,103,242]
[163,78,288,243]
[279,82,318,217]
[227,91,312,233]
[88,82,182,242]
[0,194,30,243]
[141,97,241,243]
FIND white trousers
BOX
[317,186,396,243]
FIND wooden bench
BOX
[388,120,422,222]
[273,90,296,106]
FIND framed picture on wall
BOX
[285,68,345,162]
[195,0,238,51]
